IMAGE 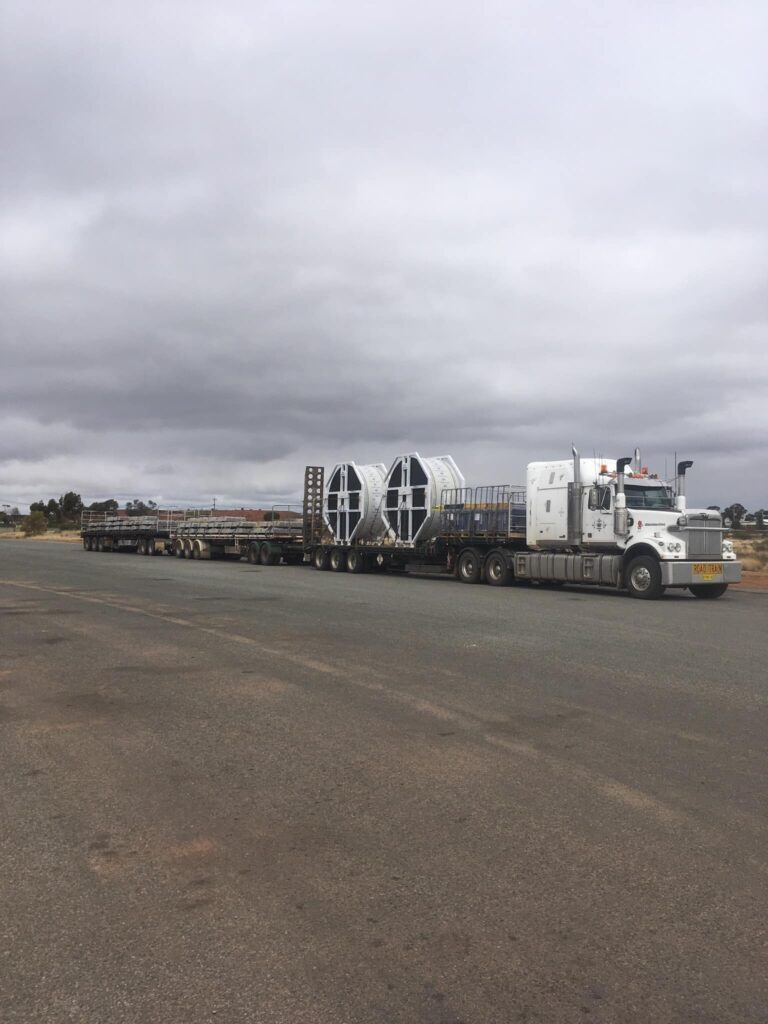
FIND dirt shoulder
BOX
[0,531,82,543]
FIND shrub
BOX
[22,511,48,536]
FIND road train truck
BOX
[81,447,741,600]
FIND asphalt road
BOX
[1,541,766,1024]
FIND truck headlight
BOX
[723,540,734,554]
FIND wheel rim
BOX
[460,557,476,579]
[488,558,501,581]
[631,565,652,591]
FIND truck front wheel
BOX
[689,583,728,599]
[626,556,664,600]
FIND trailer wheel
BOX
[82,536,89,551]
[625,555,664,600]
[260,543,281,566]
[689,583,728,599]
[485,549,513,587]
[247,543,259,564]
[96,537,105,552]
[147,538,156,555]
[137,538,146,556]
[346,549,368,573]
[175,540,185,558]
[329,547,347,572]
[312,547,330,571]
[457,547,483,584]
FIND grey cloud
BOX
[1,1,767,511]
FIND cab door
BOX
[583,485,616,546]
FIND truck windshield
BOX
[624,484,675,509]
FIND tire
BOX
[484,549,513,587]
[247,543,259,565]
[175,541,185,558]
[625,555,664,600]
[147,538,156,556]
[82,537,90,551]
[689,583,728,599]
[97,537,106,552]
[260,543,281,566]
[313,547,330,571]
[457,547,483,584]
[329,547,347,572]
[183,541,193,559]
[137,538,147,556]
[346,549,368,573]
[192,541,201,560]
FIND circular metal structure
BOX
[382,453,465,545]
[324,462,388,544]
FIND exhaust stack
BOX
[615,456,632,536]
[676,460,694,512]
[569,445,582,543]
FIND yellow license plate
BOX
[693,562,723,581]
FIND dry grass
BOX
[732,533,768,589]
[733,534,768,572]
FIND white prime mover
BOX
[514,449,739,599]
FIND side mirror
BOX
[588,486,599,510]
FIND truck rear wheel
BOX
[346,549,368,573]
[457,548,483,584]
[626,556,664,600]
[329,547,347,572]
[689,583,728,599]
[313,547,330,571]
[485,549,513,587]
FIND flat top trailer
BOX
[81,508,304,564]
[303,465,529,580]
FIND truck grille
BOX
[685,514,722,560]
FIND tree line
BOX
[9,493,161,534]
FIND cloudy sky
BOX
[1,0,766,512]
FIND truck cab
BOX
[524,451,740,598]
